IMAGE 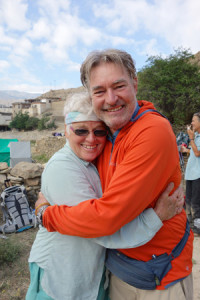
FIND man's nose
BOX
[106,89,118,105]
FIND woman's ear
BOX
[65,124,69,138]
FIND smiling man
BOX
[36,49,193,300]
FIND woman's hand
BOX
[35,192,50,214]
[154,183,184,221]
[187,125,195,140]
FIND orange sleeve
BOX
[43,117,181,237]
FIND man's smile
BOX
[104,105,124,112]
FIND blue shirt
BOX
[29,141,162,300]
[185,132,200,180]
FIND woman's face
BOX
[65,121,107,162]
[191,115,200,133]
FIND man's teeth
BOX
[107,106,122,112]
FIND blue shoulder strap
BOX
[131,106,168,124]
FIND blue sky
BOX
[0,0,200,93]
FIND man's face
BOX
[89,62,138,133]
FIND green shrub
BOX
[37,116,50,131]
[46,120,56,129]
[9,112,56,131]
[9,112,30,130]
[25,117,39,130]
[0,240,21,264]
[32,153,49,164]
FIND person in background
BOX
[181,112,200,234]
[26,92,182,300]
[36,49,193,300]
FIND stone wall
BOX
[0,161,44,207]
[33,136,66,160]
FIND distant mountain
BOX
[0,90,41,105]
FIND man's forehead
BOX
[89,63,129,88]
[91,78,127,92]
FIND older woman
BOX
[26,92,182,300]
[181,112,200,234]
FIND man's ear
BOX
[133,77,138,93]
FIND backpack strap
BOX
[106,220,190,290]
[170,220,190,259]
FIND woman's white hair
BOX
[64,92,94,116]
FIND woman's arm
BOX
[187,128,200,157]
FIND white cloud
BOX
[0,0,30,31]
[92,0,200,53]
[27,6,103,65]
[3,83,45,93]
[137,39,161,57]
[0,26,16,47]
[0,60,10,72]
[28,18,51,40]
[38,0,71,19]
[13,37,32,57]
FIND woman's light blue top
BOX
[185,132,200,180]
[29,141,162,300]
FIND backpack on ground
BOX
[0,185,37,234]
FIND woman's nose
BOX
[85,132,97,142]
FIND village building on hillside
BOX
[0,105,12,130]
[0,87,86,129]
[12,97,61,118]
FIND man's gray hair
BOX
[80,49,137,89]
[64,92,93,116]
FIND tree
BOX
[137,48,200,125]
[10,112,56,131]
[25,116,39,130]
[9,112,30,130]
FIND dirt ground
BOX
[0,129,200,299]
[0,228,199,300]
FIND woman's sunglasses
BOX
[70,126,107,137]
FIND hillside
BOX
[37,86,86,101]
[191,51,200,66]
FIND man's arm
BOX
[38,152,182,249]
[39,118,183,237]
[37,182,184,249]
[92,183,184,248]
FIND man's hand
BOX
[35,192,50,213]
[154,183,185,221]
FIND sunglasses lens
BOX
[74,129,89,136]
[94,130,107,136]
[73,128,107,137]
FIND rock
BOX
[24,177,41,186]
[0,174,6,184]
[10,162,43,179]
[0,162,9,170]
[7,174,23,182]
[0,168,11,174]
